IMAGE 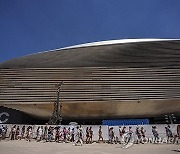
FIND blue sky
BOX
[0,0,180,62]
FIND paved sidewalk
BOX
[0,140,179,154]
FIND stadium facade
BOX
[0,39,180,124]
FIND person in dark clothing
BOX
[152,126,159,143]
[98,126,103,142]
[10,125,16,140]
[70,128,75,142]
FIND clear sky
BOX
[0,0,180,62]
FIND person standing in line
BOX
[177,125,180,152]
[43,124,48,141]
[0,125,2,141]
[26,126,32,142]
[25,126,29,140]
[15,126,20,140]
[125,127,133,145]
[10,125,16,140]
[174,125,180,152]
[21,125,25,140]
[63,127,67,143]
[29,126,33,142]
[109,127,115,144]
[152,126,159,144]
[38,126,43,142]
[36,126,40,141]
[140,127,146,143]
[177,125,180,143]
[1,126,6,140]
[122,126,134,149]
[135,127,141,144]
[0,125,7,141]
[50,127,54,141]
[98,126,103,142]
[177,125,180,137]
[119,126,123,144]
[2,125,8,140]
[67,127,71,142]
[89,127,93,144]
[108,127,112,144]
[80,126,84,144]
[121,126,127,144]
[52,127,56,142]
[165,125,173,143]
[59,127,63,142]
[122,126,126,138]
[74,126,83,146]
[85,127,89,144]
[55,127,59,142]
[79,125,84,143]
[47,126,53,142]
[70,128,75,142]
[173,124,180,144]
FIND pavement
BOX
[0,140,179,154]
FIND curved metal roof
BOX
[60,38,179,50]
[0,39,180,68]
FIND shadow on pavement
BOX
[172,150,180,153]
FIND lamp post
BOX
[48,81,63,125]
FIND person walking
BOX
[37,126,43,142]
[47,126,53,142]
[63,127,67,143]
[119,126,123,144]
[122,127,134,149]
[109,127,115,144]
[135,127,141,144]
[70,128,75,142]
[21,125,25,140]
[0,125,2,141]
[74,126,83,146]
[126,127,133,145]
[89,127,93,144]
[43,124,48,141]
[165,125,173,143]
[26,126,32,142]
[15,126,20,140]
[36,126,40,141]
[10,125,16,140]
[98,126,103,142]
[85,127,89,144]
[140,127,147,143]
[152,126,159,144]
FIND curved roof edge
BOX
[60,38,180,50]
[1,38,180,64]
[31,38,180,56]
[1,38,180,68]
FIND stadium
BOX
[0,39,180,124]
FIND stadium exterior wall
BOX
[0,39,180,121]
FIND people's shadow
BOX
[171,150,180,152]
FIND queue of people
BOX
[0,124,91,146]
[109,125,180,145]
[0,124,180,146]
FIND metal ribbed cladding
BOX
[1,40,180,69]
[0,67,180,104]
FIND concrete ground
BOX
[0,140,179,154]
